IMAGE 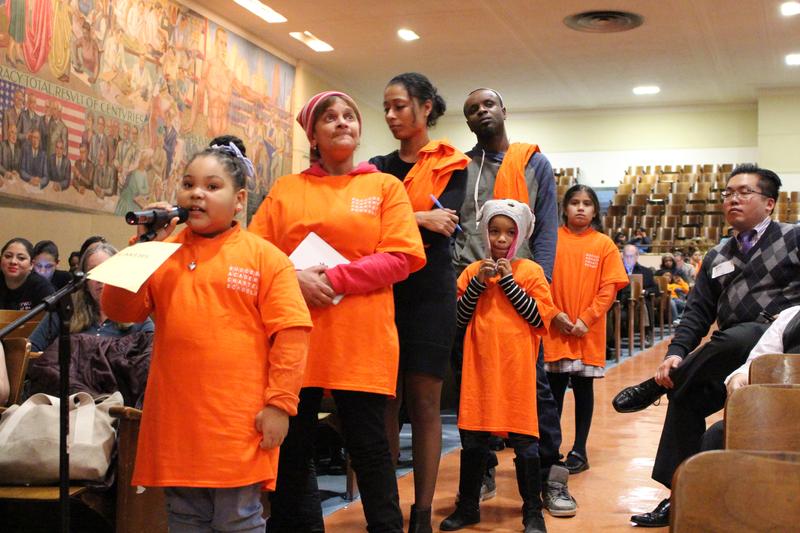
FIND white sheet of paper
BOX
[86,241,182,293]
[289,232,349,304]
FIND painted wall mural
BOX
[0,0,294,219]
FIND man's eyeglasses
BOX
[720,187,772,201]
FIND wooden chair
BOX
[617,182,633,195]
[110,407,170,533]
[749,353,800,385]
[654,275,672,338]
[0,310,45,340]
[724,384,800,451]
[672,182,691,194]
[626,274,647,357]
[665,204,684,216]
[654,182,672,195]
[609,301,622,363]
[626,204,645,217]
[645,204,664,216]
[670,450,800,532]
[656,227,674,242]
[0,338,33,411]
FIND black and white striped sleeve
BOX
[498,274,544,327]
[457,276,486,328]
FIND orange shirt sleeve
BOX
[519,262,556,333]
[375,175,426,273]
[264,327,310,416]
[577,238,629,327]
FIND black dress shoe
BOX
[612,377,667,413]
[631,498,670,527]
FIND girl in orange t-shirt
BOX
[102,138,312,531]
[543,185,628,475]
[442,199,554,533]
[249,91,426,532]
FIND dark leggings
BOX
[547,372,595,458]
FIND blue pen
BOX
[430,194,463,233]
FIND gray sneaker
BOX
[543,465,577,517]
[480,466,497,501]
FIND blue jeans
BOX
[164,483,265,532]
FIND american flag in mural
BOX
[0,79,87,161]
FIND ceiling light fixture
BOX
[786,53,800,65]
[397,28,420,41]
[780,1,800,16]
[633,85,660,95]
[233,0,286,23]
[289,31,334,52]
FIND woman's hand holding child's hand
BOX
[255,405,289,449]
[477,259,496,283]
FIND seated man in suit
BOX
[46,139,71,191]
[699,304,800,451]
[20,129,48,188]
[0,123,22,180]
[607,244,659,352]
[612,165,800,527]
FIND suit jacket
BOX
[72,159,95,190]
[618,262,659,301]
[47,154,71,189]
[0,140,21,173]
[17,108,40,138]
[2,107,21,139]
[47,118,69,156]
[20,145,48,186]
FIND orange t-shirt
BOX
[248,171,426,395]
[456,259,554,437]
[101,224,312,489]
[544,226,629,367]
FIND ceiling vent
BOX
[564,11,644,33]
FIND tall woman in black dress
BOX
[370,72,468,533]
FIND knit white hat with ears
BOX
[478,198,535,259]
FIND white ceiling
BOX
[192,0,800,112]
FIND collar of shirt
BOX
[466,145,506,164]
[734,216,771,249]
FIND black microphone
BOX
[125,206,189,227]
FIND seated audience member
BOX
[78,235,108,260]
[68,251,81,274]
[664,271,689,323]
[654,253,678,277]
[700,304,800,451]
[612,164,800,528]
[673,250,695,283]
[609,245,659,347]
[614,232,627,249]
[27,243,154,407]
[628,227,652,253]
[0,238,55,311]
[0,342,8,405]
[29,242,154,353]
[32,240,73,290]
[689,249,703,277]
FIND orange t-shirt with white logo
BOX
[101,224,312,489]
[249,171,426,395]
[543,226,628,367]
[456,258,554,437]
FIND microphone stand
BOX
[0,272,86,533]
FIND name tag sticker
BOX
[712,260,735,279]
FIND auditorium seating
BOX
[671,450,800,532]
[724,384,800,451]
[608,163,800,252]
[749,353,800,385]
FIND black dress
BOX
[0,271,55,310]
[370,150,467,378]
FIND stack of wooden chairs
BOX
[603,164,800,253]
[670,353,800,531]
[554,167,578,202]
